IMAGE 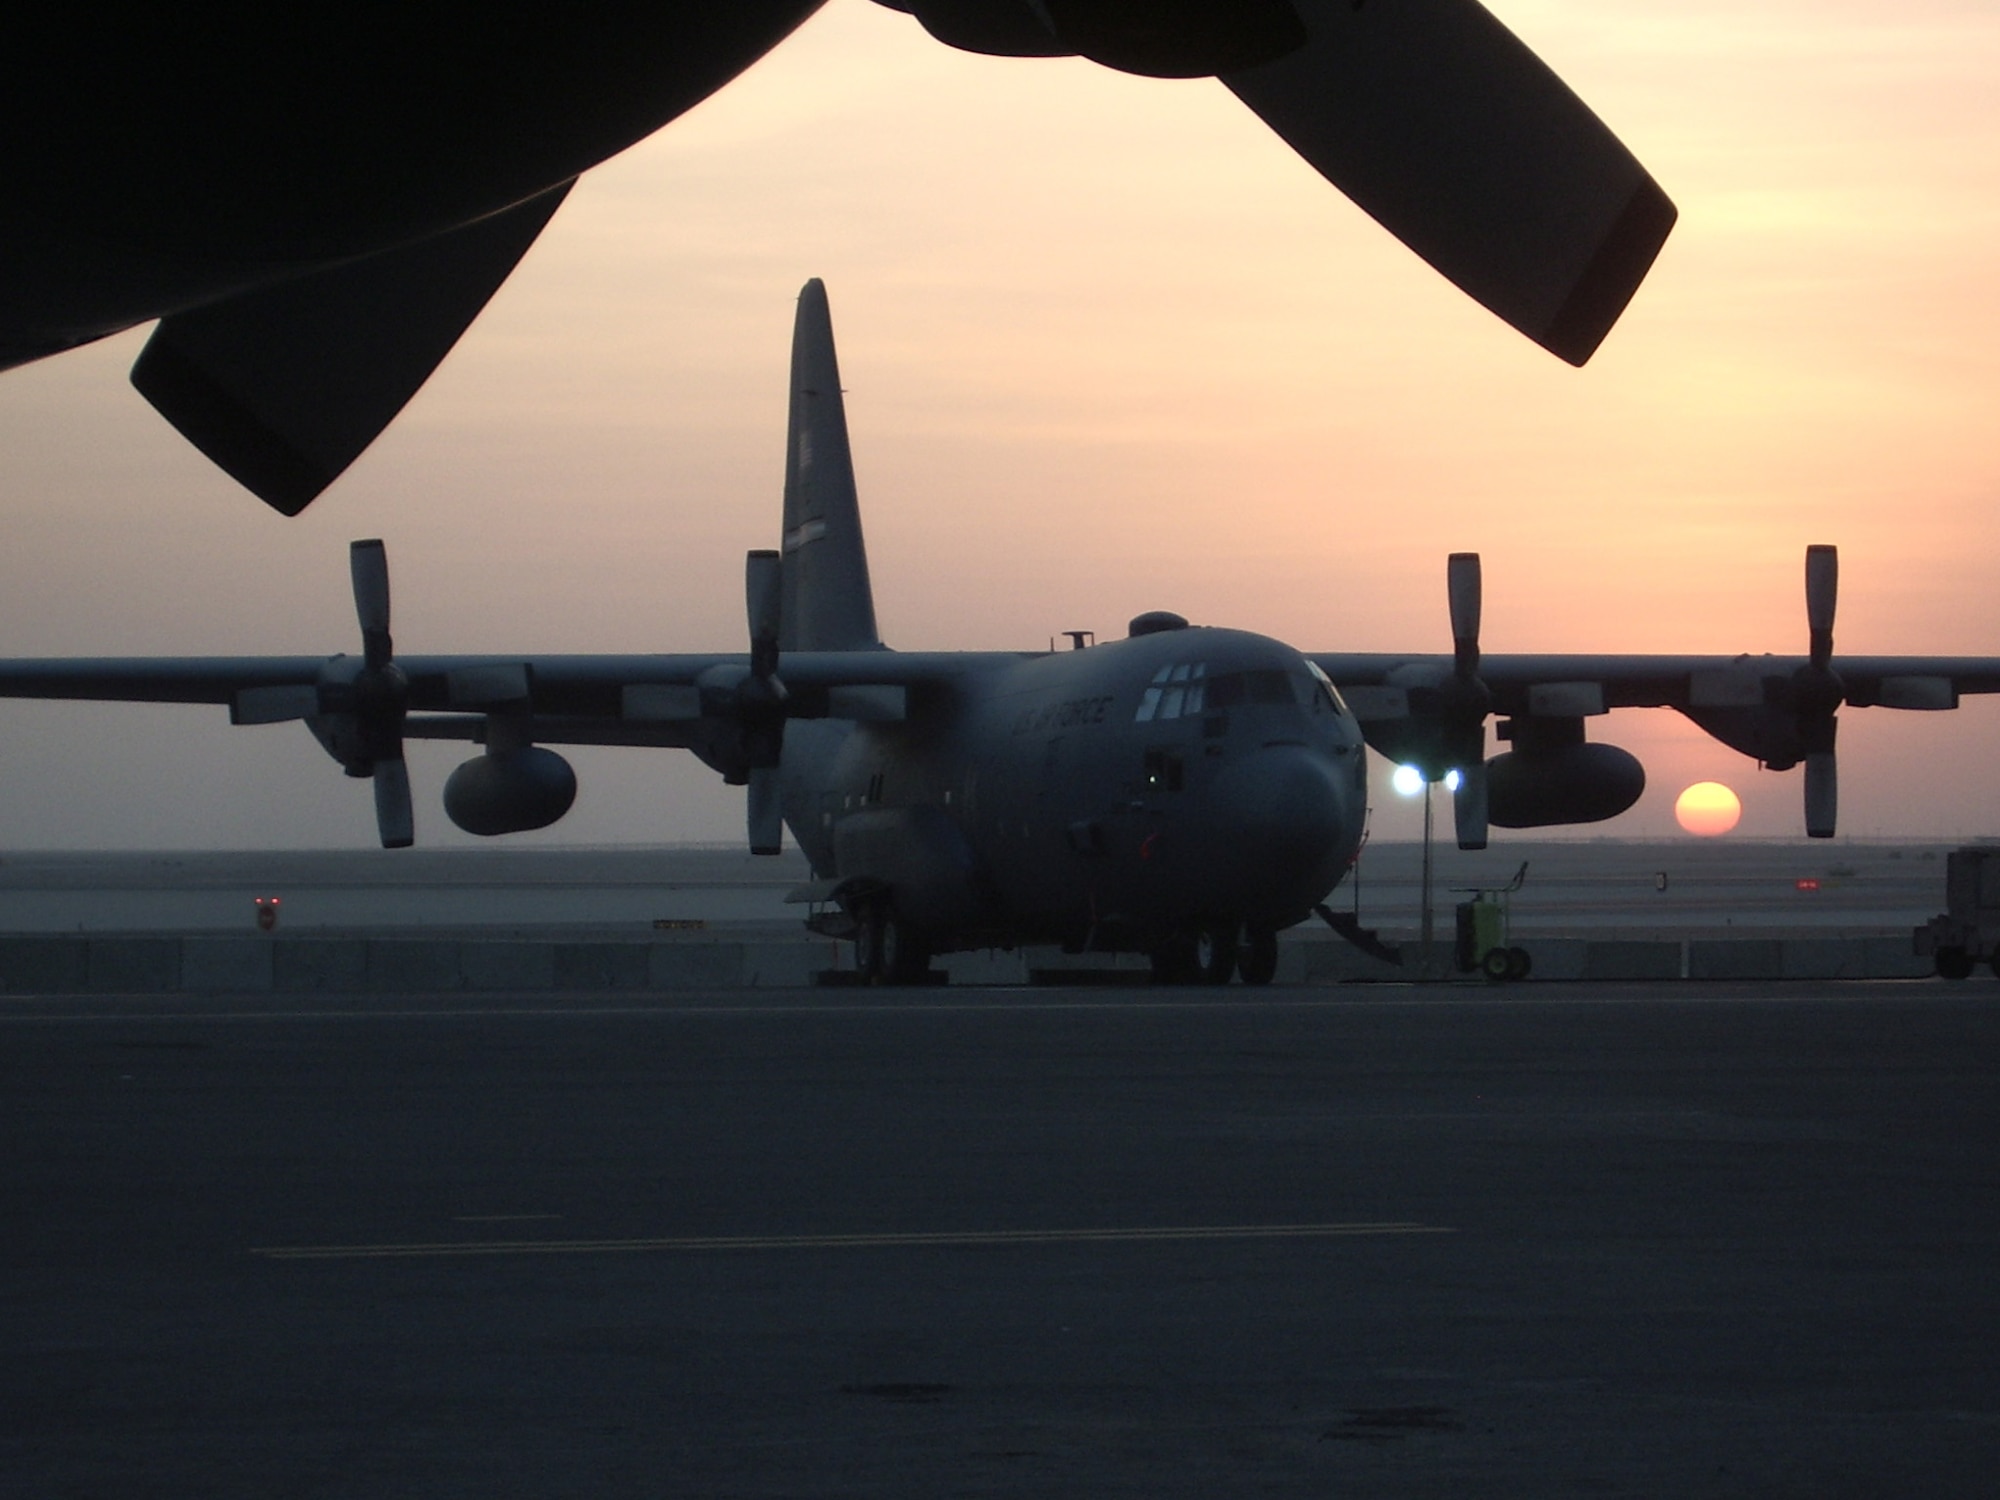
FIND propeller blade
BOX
[373,756,415,849]
[1804,751,1837,840]
[746,548,782,682]
[747,766,783,856]
[1805,544,1837,670]
[1453,761,1490,851]
[1222,0,1674,365]
[1448,551,1481,676]
[351,538,392,668]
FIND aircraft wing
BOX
[1315,647,2000,846]
[0,650,1001,719]
[1315,652,2000,716]
[0,645,1013,847]
[1300,546,2000,845]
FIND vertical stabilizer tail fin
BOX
[779,280,880,652]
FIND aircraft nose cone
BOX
[1205,744,1356,913]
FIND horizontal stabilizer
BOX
[1224,0,1673,364]
[131,182,571,515]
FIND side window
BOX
[1134,663,1207,722]
[1143,748,1185,792]
[1305,660,1347,715]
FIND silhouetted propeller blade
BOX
[1454,761,1490,851]
[351,538,392,668]
[1223,0,1674,364]
[1806,544,1838,669]
[1804,751,1837,841]
[747,767,783,857]
[1797,543,1842,837]
[1448,551,1481,675]
[746,548,782,682]
[373,756,415,849]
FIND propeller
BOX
[1444,552,1492,850]
[1797,544,1842,839]
[1219,0,1675,365]
[895,0,1674,364]
[340,539,415,847]
[233,539,413,847]
[743,549,787,856]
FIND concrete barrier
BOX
[182,938,275,992]
[1690,940,1783,981]
[460,942,556,991]
[0,938,90,993]
[649,943,742,988]
[0,933,1955,995]
[1782,935,1930,981]
[275,940,368,992]
[1581,941,1684,981]
[87,938,179,992]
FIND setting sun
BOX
[1675,782,1744,837]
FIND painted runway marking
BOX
[451,1214,562,1223]
[253,1221,1454,1261]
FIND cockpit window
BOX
[1134,662,1206,722]
[1204,669,1294,712]
[1138,661,1316,722]
[1304,660,1347,715]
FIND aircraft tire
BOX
[1194,922,1237,986]
[854,902,888,984]
[1937,947,1974,981]
[882,914,930,986]
[1238,928,1279,987]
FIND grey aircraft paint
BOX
[774,279,1364,968]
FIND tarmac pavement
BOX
[4,979,1996,1496]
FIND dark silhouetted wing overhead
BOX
[1223,0,1674,365]
[130,181,573,516]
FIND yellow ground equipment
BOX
[1454,861,1532,981]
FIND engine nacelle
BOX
[443,747,577,836]
[1488,742,1645,829]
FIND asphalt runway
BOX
[5,981,1997,1496]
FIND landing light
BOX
[1443,769,1463,793]
[1391,764,1425,798]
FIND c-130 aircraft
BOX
[5,280,1999,985]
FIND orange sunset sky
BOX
[1,0,1996,849]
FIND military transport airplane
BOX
[2,1,1672,515]
[5,279,1993,987]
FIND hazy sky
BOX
[2,0,1997,850]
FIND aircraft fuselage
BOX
[782,624,1367,954]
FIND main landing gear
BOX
[853,898,932,986]
[1149,922,1278,987]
